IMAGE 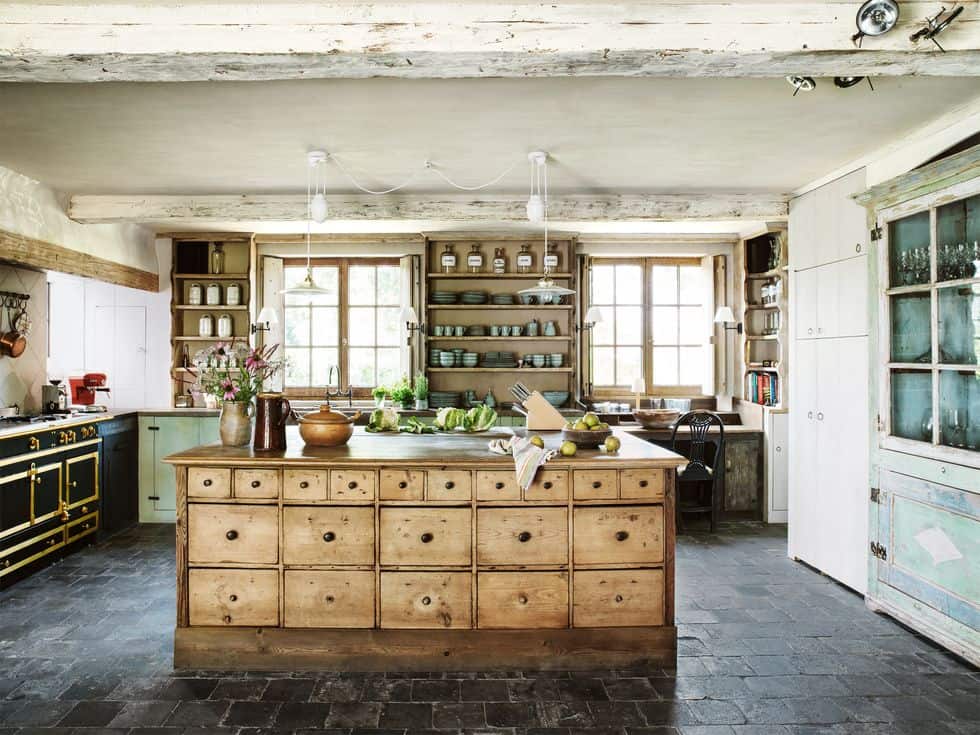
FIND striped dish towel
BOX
[488,435,557,491]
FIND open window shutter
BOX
[700,255,717,396]
[400,254,421,378]
[261,255,285,392]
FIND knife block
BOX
[522,391,567,431]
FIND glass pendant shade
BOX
[526,194,544,223]
[518,275,576,301]
[310,192,328,223]
[281,267,332,297]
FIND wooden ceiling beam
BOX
[2,2,977,82]
[68,193,789,224]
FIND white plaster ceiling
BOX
[1,76,978,200]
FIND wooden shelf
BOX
[175,305,249,311]
[428,367,573,373]
[173,335,250,342]
[427,335,572,342]
[747,366,780,373]
[174,272,249,280]
[746,268,783,280]
[427,304,573,310]
[427,272,573,279]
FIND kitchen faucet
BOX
[326,364,353,407]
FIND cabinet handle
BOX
[250,480,261,488]
[225,530,238,540]
[639,480,649,488]
[856,243,862,253]
[81,506,88,514]
[47,537,57,546]
[323,531,336,543]
[28,437,39,451]
[299,481,309,489]
[421,596,432,606]
[444,481,454,490]
[776,446,782,453]
[517,594,528,605]
[542,481,553,489]
[518,531,532,543]
[592,481,602,489]
[229,594,237,602]
[420,532,434,544]
[398,481,408,489]
[817,412,824,421]
[807,411,813,419]
[223,615,232,624]
[807,328,813,335]
[325,595,335,604]
[615,531,629,541]
[2,559,9,568]
[494,481,505,490]
[69,481,77,488]
[614,594,624,603]
[347,481,358,489]
[203,479,213,487]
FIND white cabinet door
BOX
[816,262,840,339]
[834,169,869,262]
[794,268,819,340]
[788,339,818,561]
[836,255,869,338]
[789,191,817,271]
[767,411,789,522]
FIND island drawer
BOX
[426,469,471,501]
[380,571,472,629]
[379,469,425,500]
[234,468,280,499]
[476,508,568,566]
[283,469,328,501]
[283,506,375,566]
[525,470,569,502]
[572,569,664,627]
[573,507,664,565]
[620,469,666,500]
[188,568,279,627]
[188,467,231,499]
[284,570,375,628]
[379,508,471,566]
[572,470,618,500]
[477,571,568,629]
[188,505,279,565]
[330,470,376,501]
[476,471,521,501]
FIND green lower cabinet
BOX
[139,415,220,523]
[869,465,980,664]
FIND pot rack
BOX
[0,291,30,309]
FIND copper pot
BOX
[298,403,361,447]
[0,329,25,358]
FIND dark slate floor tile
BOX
[324,701,381,728]
[311,676,364,703]
[359,677,412,702]
[273,701,330,729]
[558,678,608,702]
[431,701,487,729]
[164,701,230,727]
[108,701,179,727]
[485,701,538,727]
[155,679,220,701]
[209,678,269,701]
[412,679,461,702]
[1,700,75,727]
[639,701,697,726]
[604,678,659,701]
[57,700,126,727]
[378,701,432,729]
[589,701,646,727]
[222,701,280,727]
[261,678,315,702]
[536,700,597,728]
[460,678,511,701]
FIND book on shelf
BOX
[746,370,779,407]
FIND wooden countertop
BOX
[621,423,763,439]
[164,426,685,468]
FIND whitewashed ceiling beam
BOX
[68,193,789,224]
[2,2,977,82]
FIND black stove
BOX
[0,413,73,425]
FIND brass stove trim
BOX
[65,450,100,511]
[0,525,66,578]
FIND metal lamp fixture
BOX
[519,152,577,304]
[251,306,279,335]
[400,305,424,345]
[713,305,743,334]
[281,151,333,299]
[852,0,900,46]
[910,4,964,52]
[786,75,817,96]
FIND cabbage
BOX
[366,407,400,432]
[434,405,497,432]
[434,407,464,430]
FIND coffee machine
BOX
[42,380,68,414]
[69,373,111,412]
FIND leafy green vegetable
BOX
[400,417,435,434]
[365,407,401,432]
[434,405,497,432]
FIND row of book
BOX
[747,371,780,406]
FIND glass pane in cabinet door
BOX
[939,370,979,452]
[890,370,933,443]
[938,284,980,365]
[890,293,932,363]
[936,194,980,282]
[888,211,931,287]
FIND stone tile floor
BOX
[0,523,976,735]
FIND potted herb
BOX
[371,385,388,408]
[390,375,414,411]
[414,372,429,410]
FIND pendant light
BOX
[519,152,576,303]
[281,151,332,299]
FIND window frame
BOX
[282,257,401,399]
[586,256,706,398]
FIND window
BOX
[283,259,402,394]
[589,258,707,394]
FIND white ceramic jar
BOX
[217,313,233,339]
[206,282,222,306]
[225,282,242,306]
[198,313,214,337]
[188,282,203,306]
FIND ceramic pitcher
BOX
[253,392,292,451]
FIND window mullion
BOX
[643,258,653,393]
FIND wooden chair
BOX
[670,410,725,533]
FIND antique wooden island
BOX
[165,426,683,671]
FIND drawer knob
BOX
[592,481,602,489]
[398,481,408,489]
[300,481,309,489]
[421,596,432,606]
[444,481,455,490]
[420,532,434,544]
[614,594,624,603]
[543,481,553,489]
[226,530,238,541]
[518,531,532,543]
[323,531,336,543]
[82,506,88,514]
[223,615,232,624]
[203,479,213,487]
[639,480,649,488]
[615,530,629,541]
[251,480,261,488]
[229,594,237,602]
[347,481,358,489]
[325,595,335,603]
[2,559,9,568]
[518,594,528,605]
[495,481,505,490]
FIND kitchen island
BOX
[165,426,684,671]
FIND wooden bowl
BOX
[561,427,613,449]
[633,409,681,429]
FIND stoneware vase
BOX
[220,400,254,446]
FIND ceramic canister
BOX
[198,313,214,337]
[206,282,222,306]
[188,283,203,305]
[217,313,233,339]
[226,282,242,306]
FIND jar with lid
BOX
[210,242,224,274]
[543,248,559,271]
[516,243,534,274]
[198,313,215,337]
[440,244,457,273]
[188,282,203,306]
[467,243,484,273]
[226,282,242,306]
[217,313,233,339]
[206,282,222,306]
[492,247,507,274]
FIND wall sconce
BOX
[250,306,279,335]
[631,376,645,411]
[713,306,743,334]
[401,306,425,345]
[577,305,604,332]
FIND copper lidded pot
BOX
[253,392,291,451]
[298,402,361,447]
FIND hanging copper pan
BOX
[0,300,26,358]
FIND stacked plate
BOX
[431,291,458,304]
[460,290,488,305]
[428,347,442,366]
[482,351,517,368]
[430,391,461,408]
[491,294,515,305]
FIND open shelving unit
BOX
[741,230,788,408]
[424,235,578,407]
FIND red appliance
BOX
[69,373,110,406]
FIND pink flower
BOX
[245,349,267,372]
[215,342,229,356]
[221,378,238,401]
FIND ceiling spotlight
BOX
[852,0,900,46]
[910,4,964,52]
[786,76,817,96]
[834,76,876,91]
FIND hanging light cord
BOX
[328,154,422,195]
[425,160,520,191]
[325,154,520,195]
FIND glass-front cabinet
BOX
[883,191,980,460]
